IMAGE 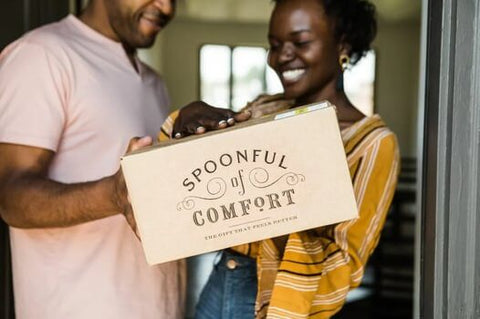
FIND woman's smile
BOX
[281,68,306,83]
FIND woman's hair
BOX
[273,0,377,65]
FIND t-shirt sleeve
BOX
[0,40,67,152]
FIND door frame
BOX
[418,0,480,317]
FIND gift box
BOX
[121,102,358,265]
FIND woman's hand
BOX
[173,101,251,138]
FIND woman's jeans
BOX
[195,250,257,319]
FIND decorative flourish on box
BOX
[177,177,227,211]
[177,168,304,211]
[249,167,305,189]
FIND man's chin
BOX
[130,36,157,49]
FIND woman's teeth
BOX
[282,69,305,81]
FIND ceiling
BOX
[176,0,421,23]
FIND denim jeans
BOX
[194,250,257,319]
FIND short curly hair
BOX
[272,0,377,65]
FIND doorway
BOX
[1,1,479,318]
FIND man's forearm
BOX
[0,173,124,229]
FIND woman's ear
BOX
[337,42,351,58]
[337,42,352,73]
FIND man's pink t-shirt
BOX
[0,15,185,319]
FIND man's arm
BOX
[0,138,150,229]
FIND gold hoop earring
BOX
[339,54,350,72]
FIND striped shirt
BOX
[159,103,400,318]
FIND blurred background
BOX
[139,0,421,161]
[0,0,422,318]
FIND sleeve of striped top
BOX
[264,131,400,318]
[157,109,179,142]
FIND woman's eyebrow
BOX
[290,29,312,35]
[268,29,312,40]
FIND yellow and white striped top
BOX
[160,107,400,319]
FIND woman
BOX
[161,0,399,318]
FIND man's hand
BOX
[113,136,153,238]
[172,101,251,138]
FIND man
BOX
[0,0,185,318]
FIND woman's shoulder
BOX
[343,114,398,157]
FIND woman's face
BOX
[267,0,342,104]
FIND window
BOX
[200,44,375,115]
[199,44,282,111]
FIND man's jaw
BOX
[139,11,162,34]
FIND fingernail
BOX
[196,126,206,134]
[174,132,182,139]
[227,118,235,126]
[218,120,227,127]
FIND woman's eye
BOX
[295,41,311,47]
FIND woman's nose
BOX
[278,43,295,63]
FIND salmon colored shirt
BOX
[0,15,185,319]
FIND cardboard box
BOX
[121,102,358,265]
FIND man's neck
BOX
[79,2,120,44]
[123,44,138,72]
[78,3,137,69]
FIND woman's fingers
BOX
[126,136,153,153]
[172,101,252,138]
[234,110,252,123]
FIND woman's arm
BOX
[265,132,400,318]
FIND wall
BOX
[374,18,421,157]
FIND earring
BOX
[339,54,350,72]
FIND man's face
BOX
[104,0,175,49]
